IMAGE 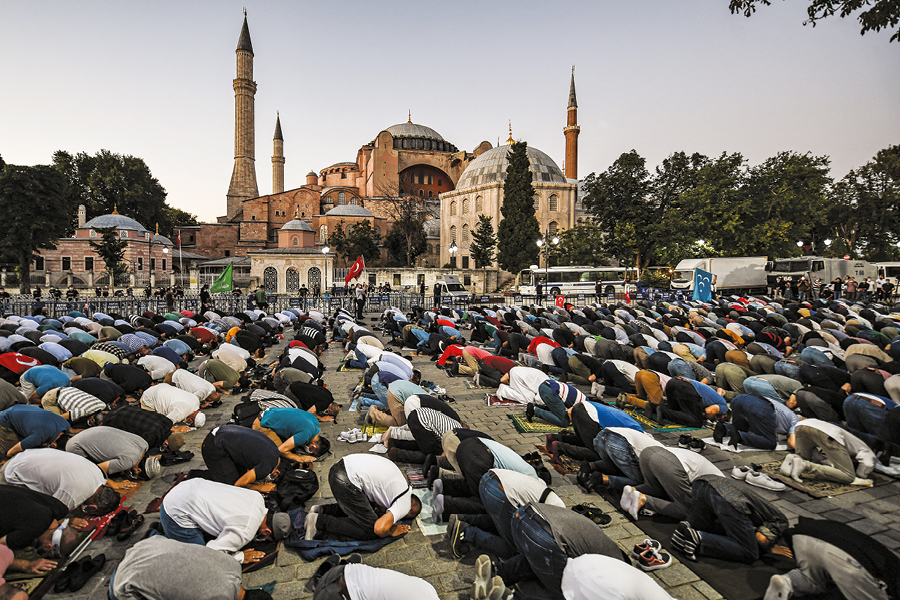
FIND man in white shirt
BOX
[561,554,674,600]
[308,454,421,541]
[137,355,177,381]
[785,419,876,485]
[169,368,220,407]
[312,562,439,600]
[160,478,288,564]
[140,383,205,427]
[496,366,546,405]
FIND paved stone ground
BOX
[51,312,900,600]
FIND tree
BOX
[89,226,129,288]
[729,0,900,42]
[470,215,498,268]
[374,173,437,267]
[497,142,540,273]
[547,221,609,267]
[0,164,72,293]
[328,220,382,265]
[384,222,426,267]
[52,149,180,236]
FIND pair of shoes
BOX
[689,438,706,453]
[631,538,661,560]
[635,546,673,571]
[106,510,128,536]
[339,428,368,443]
[678,434,692,449]
[713,421,727,444]
[57,554,107,593]
[619,485,641,520]
[734,464,786,490]
[116,510,145,541]
[446,514,469,558]
[671,521,700,561]
[525,403,535,423]
[571,503,611,526]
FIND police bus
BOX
[517,266,637,296]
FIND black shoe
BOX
[340,553,362,565]
[311,554,341,587]
[68,554,106,592]
[713,421,727,444]
[689,438,706,453]
[426,465,440,491]
[678,434,692,449]
[729,427,742,449]
[423,454,436,482]
[54,556,89,593]
[106,510,128,536]
[525,403,535,423]
[117,511,145,541]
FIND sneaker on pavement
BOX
[635,547,673,572]
[746,470,787,491]
[446,515,469,559]
[631,538,662,560]
[671,521,701,561]
[678,434,692,449]
[731,465,752,480]
[471,555,492,600]
[689,438,706,453]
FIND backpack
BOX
[231,397,261,427]
[273,469,319,511]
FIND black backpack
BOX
[231,397,261,427]
[273,469,319,511]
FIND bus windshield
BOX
[774,260,809,272]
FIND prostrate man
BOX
[66,426,160,479]
[201,424,281,492]
[784,418,876,486]
[560,554,675,600]
[252,406,330,465]
[312,562,439,600]
[140,383,205,427]
[159,478,289,563]
[110,537,273,600]
[0,404,69,459]
[307,454,421,541]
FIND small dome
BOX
[307,170,317,177]
[82,214,148,233]
[280,219,313,232]
[456,144,566,192]
[153,234,174,246]
[325,205,374,217]
[385,123,445,142]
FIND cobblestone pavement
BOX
[53,313,900,600]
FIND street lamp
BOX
[536,232,560,297]
[797,240,804,248]
[448,242,458,273]
[322,246,330,295]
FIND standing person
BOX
[875,274,886,301]
[832,277,843,301]
[433,281,441,308]
[535,280,543,302]
[857,278,870,302]
[299,284,308,310]
[255,286,268,313]
[354,284,366,320]
[845,277,857,301]
[200,284,212,314]
[883,278,896,303]
[419,279,426,304]
[165,288,176,313]
[594,280,602,303]
[797,277,809,301]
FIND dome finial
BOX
[506,120,514,145]
[407,110,412,124]
[112,204,119,215]
[244,7,247,17]
[155,222,159,235]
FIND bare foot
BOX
[390,523,410,536]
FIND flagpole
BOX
[178,232,184,289]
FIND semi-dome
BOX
[325,205,374,218]
[280,219,313,232]
[455,144,566,192]
[82,213,149,233]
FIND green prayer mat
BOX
[601,401,700,432]
[507,413,569,434]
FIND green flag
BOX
[209,262,233,293]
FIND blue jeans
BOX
[357,393,386,409]
[108,570,118,600]
[742,378,784,405]
[371,373,389,406]
[773,361,800,380]
[842,395,888,448]
[727,394,777,450]
[592,429,643,492]
[687,479,759,563]
[347,348,368,370]
[508,506,569,598]
[535,382,569,427]
[463,473,517,559]
[667,358,695,381]
[159,503,206,546]
[800,347,835,368]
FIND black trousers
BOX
[661,378,705,428]
[318,459,381,541]
[200,432,240,485]
[478,363,503,388]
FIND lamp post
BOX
[322,246,330,296]
[448,242,458,273]
[536,231,560,294]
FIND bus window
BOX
[579,271,592,282]
[811,261,824,272]
[791,260,809,271]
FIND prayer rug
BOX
[486,394,520,407]
[601,401,700,433]
[338,363,364,372]
[756,460,893,499]
[415,489,448,536]
[535,444,580,475]
[507,414,569,434]
[360,423,388,436]
[144,472,188,513]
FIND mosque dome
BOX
[280,219,314,232]
[325,205,374,218]
[82,213,149,233]
[455,144,566,192]
[153,234,174,246]
[379,121,458,153]
[385,123,445,142]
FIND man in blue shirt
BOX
[253,406,329,465]
[19,365,71,403]
[0,404,70,458]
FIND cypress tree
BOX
[497,142,540,273]
[470,214,497,268]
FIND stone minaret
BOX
[226,11,259,219]
[563,66,580,180]
[272,113,285,194]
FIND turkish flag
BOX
[344,255,366,285]
[625,290,631,304]
[555,295,565,308]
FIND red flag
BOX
[177,231,181,248]
[555,295,565,308]
[625,289,631,304]
[344,256,365,285]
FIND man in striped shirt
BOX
[40,386,106,428]
[384,395,462,464]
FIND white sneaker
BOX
[433,386,446,395]
[731,465,751,480]
[746,471,787,491]
[348,431,360,443]
[339,430,353,442]
[851,478,874,487]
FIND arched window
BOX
[325,196,333,205]
[350,197,358,205]
[320,225,327,242]
[462,198,470,214]
[475,196,483,212]
[338,192,346,205]
[418,190,424,197]
[549,194,558,212]
[428,190,433,198]
[291,236,299,246]
[286,268,299,293]
[450,225,457,243]
[549,221,558,236]
[450,200,457,216]
[462,224,470,245]
[533,195,540,210]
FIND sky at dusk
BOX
[3,1,898,222]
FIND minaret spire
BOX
[506,120,514,145]
[226,11,260,219]
[563,66,580,180]
[272,113,285,195]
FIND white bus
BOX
[876,262,900,279]
[517,266,638,296]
